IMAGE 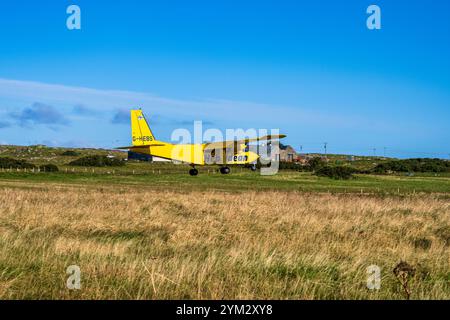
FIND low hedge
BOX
[68,155,125,167]
[0,157,36,169]
[315,166,356,180]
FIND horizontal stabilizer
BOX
[115,144,165,150]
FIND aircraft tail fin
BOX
[131,109,156,146]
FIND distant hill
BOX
[0,145,126,166]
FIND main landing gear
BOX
[188,166,231,176]
[220,166,231,175]
[189,167,198,176]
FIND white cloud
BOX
[0,77,379,130]
[10,102,70,127]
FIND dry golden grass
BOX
[0,183,448,299]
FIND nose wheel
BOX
[189,168,198,176]
[220,166,231,174]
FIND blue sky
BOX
[0,0,449,158]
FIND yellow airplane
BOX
[118,109,286,176]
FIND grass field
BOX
[0,167,449,299]
[0,167,449,194]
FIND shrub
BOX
[393,261,416,300]
[61,150,80,157]
[373,158,450,173]
[307,157,326,171]
[39,164,59,172]
[69,155,125,167]
[0,157,36,169]
[315,166,355,180]
[279,162,300,170]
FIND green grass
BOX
[0,165,449,195]
[1,145,448,195]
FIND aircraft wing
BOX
[204,134,286,151]
[250,134,287,142]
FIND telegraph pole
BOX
[324,142,328,156]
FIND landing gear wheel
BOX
[189,168,198,176]
[250,164,257,171]
[220,166,231,174]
